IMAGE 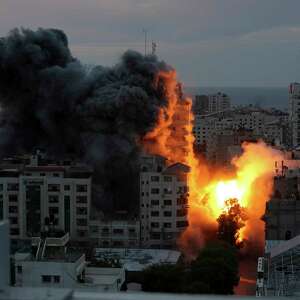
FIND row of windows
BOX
[0,184,88,192]
[41,275,60,284]
[91,227,137,235]
[142,186,188,196]
[49,206,88,216]
[151,222,172,228]
[142,209,187,218]
[49,195,88,204]
[48,184,88,192]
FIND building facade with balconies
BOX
[139,155,189,249]
[0,154,92,243]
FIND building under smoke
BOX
[0,27,182,215]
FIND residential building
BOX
[193,92,231,115]
[140,155,189,249]
[0,153,92,244]
[14,231,125,291]
[193,106,290,162]
[264,168,300,242]
[193,95,209,115]
[289,82,300,147]
[0,220,9,294]
[89,218,140,248]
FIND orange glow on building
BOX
[142,69,285,256]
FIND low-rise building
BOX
[14,231,125,292]
[89,218,140,248]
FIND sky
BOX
[1,0,300,87]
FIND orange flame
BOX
[142,69,285,257]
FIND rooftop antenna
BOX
[142,29,148,56]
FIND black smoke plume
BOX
[0,27,174,214]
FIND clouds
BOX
[1,0,300,86]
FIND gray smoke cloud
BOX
[0,27,174,214]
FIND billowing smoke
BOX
[0,27,174,213]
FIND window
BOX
[40,173,45,176]
[64,185,70,191]
[76,207,87,215]
[163,188,172,195]
[164,199,172,206]
[113,228,124,235]
[164,222,172,228]
[151,222,159,228]
[53,173,60,177]
[151,188,160,194]
[164,176,172,182]
[48,184,60,192]
[177,197,188,205]
[76,196,87,204]
[76,184,87,192]
[53,276,60,283]
[9,195,18,202]
[151,176,160,182]
[7,183,19,191]
[164,211,172,217]
[10,217,18,225]
[49,195,59,203]
[41,275,51,283]
[76,218,87,226]
[49,207,59,215]
[10,228,19,235]
[90,226,98,233]
[177,208,188,217]
[9,206,18,213]
[176,220,189,228]
[17,266,22,274]
[0,184,3,191]
[151,199,159,206]
[151,211,159,217]
[150,232,161,240]
[77,230,87,237]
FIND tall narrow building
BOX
[289,82,300,147]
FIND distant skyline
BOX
[1,0,300,87]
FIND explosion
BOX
[142,68,285,256]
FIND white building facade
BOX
[140,155,189,249]
[89,219,140,248]
[0,155,92,242]
[193,107,289,160]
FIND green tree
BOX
[190,241,240,294]
[142,264,184,293]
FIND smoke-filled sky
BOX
[1,0,300,87]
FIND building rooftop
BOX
[94,248,181,272]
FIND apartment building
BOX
[193,92,231,115]
[0,154,92,243]
[193,106,289,161]
[89,218,140,248]
[289,82,300,147]
[139,155,189,249]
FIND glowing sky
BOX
[1,0,300,86]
